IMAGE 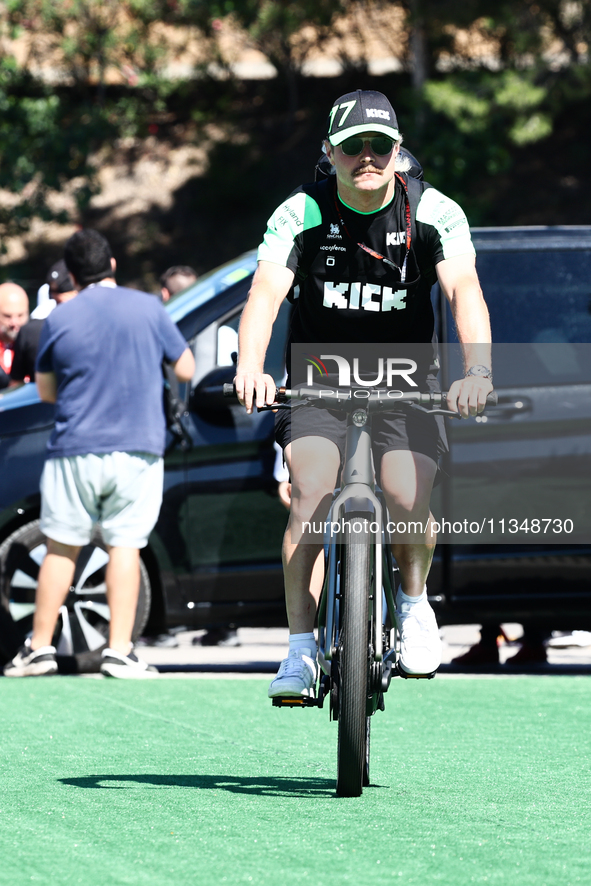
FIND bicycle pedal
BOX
[395,663,437,680]
[271,694,320,708]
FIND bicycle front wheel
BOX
[336,526,371,797]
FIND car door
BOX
[168,280,292,622]
[438,228,591,625]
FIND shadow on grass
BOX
[59,773,336,797]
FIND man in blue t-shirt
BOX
[4,229,195,679]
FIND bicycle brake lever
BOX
[408,403,460,418]
[256,403,290,412]
[429,408,461,418]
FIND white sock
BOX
[289,632,317,657]
[396,586,427,607]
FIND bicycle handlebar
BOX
[222,383,498,416]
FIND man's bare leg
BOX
[380,450,441,674]
[31,539,81,649]
[391,537,436,595]
[105,546,141,655]
[282,437,341,633]
[380,450,438,594]
[268,437,340,696]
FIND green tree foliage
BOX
[5,0,186,86]
[0,0,351,253]
[169,0,348,120]
[0,56,105,248]
[172,0,346,73]
[0,0,198,251]
[388,0,591,218]
[1,0,590,257]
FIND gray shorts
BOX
[40,452,164,548]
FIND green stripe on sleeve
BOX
[416,188,475,260]
[257,192,323,266]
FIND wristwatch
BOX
[465,364,493,381]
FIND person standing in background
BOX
[4,229,195,678]
[0,283,29,389]
[160,266,198,302]
[11,261,77,385]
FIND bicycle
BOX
[224,382,496,797]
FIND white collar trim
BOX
[85,279,117,289]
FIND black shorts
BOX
[275,392,448,484]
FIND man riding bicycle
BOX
[235,89,492,696]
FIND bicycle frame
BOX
[230,383,470,700]
[318,413,386,671]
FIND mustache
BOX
[353,165,383,176]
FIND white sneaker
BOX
[100,647,159,679]
[395,597,442,675]
[268,648,317,697]
[547,630,591,648]
[3,639,57,677]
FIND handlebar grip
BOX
[486,391,498,406]
[223,383,237,397]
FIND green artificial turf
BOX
[1,675,590,886]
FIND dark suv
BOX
[1,227,590,668]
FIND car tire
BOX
[0,519,151,672]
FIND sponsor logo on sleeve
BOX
[276,202,304,229]
[435,204,467,234]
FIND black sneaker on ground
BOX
[100,647,159,679]
[198,627,241,647]
[3,639,58,677]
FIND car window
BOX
[217,313,240,366]
[216,300,292,382]
[166,251,257,325]
[264,299,292,382]
[443,247,591,387]
[190,297,292,386]
[476,249,591,344]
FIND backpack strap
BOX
[395,172,432,249]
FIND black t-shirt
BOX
[257,174,475,346]
[11,319,44,382]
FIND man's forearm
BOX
[235,261,294,412]
[460,341,492,373]
[237,287,277,373]
[35,371,58,403]
[451,285,492,372]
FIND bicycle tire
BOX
[363,717,371,787]
[336,525,371,797]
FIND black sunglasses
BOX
[340,136,394,157]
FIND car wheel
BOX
[0,519,151,672]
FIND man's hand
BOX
[234,369,277,415]
[447,376,493,419]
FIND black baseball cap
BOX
[326,89,400,146]
[46,259,75,294]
